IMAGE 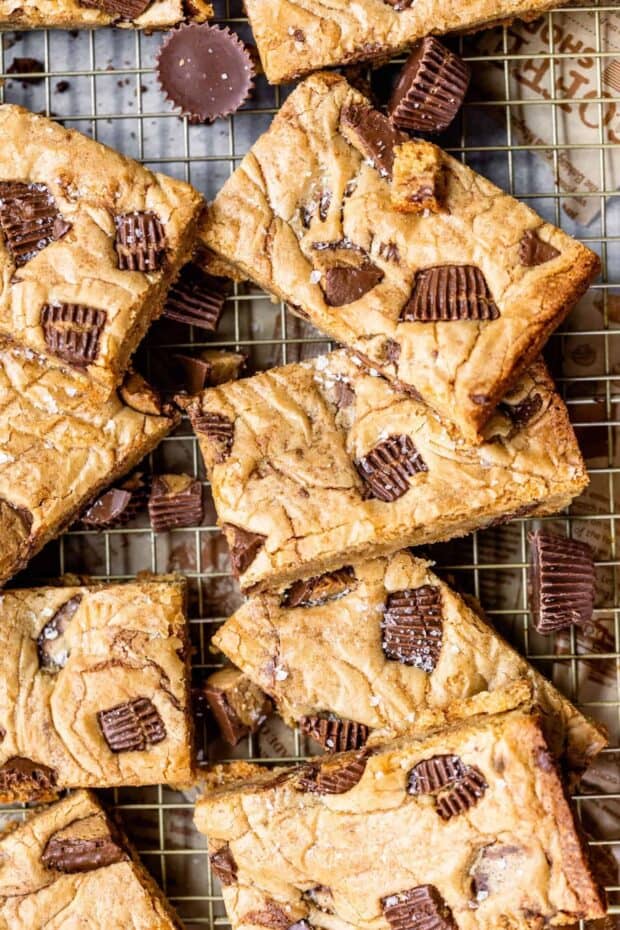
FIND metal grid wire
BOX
[0,2,619,927]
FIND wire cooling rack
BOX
[0,2,619,927]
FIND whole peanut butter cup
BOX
[156,23,255,123]
[388,37,470,134]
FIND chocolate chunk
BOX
[209,843,237,885]
[407,754,487,820]
[42,815,128,873]
[79,472,149,529]
[114,211,166,272]
[78,0,151,17]
[172,354,212,395]
[297,750,369,795]
[303,886,333,914]
[300,715,369,752]
[499,392,543,429]
[385,339,401,363]
[202,670,272,746]
[388,37,470,133]
[156,23,255,123]
[0,181,72,267]
[381,0,415,7]
[244,903,299,930]
[41,303,106,367]
[340,103,408,179]
[0,756,57,799]
[98,697,166,753]
[282,566,356,608]
[519,230,561,267]
[382,885,456,930]
[7,57,44,84]
[356,434,427,502]
[323,261,384,306]
[401,266,500,322]
[37,595,82,672]
[148,475,204,532]
[334,379,355,409]
[193,411,234,463]
[382,585,443,671]
[223,524,266,577]
[470,844,523,900]
[378,241,400,262]
[529,531,595,633]
[164,263,229,330]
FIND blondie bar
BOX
[0,343,176,588]
[242,0,575,84]
[0,790,185,929]
[0,578,192,802]
[213,550,606,772]
[0,104,204,394]
[0,0,212,29]
[199,73,599,441]
[196,709,606,929]
[187,352,587,592]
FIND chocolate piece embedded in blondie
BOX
[195,709,606,929]
[213,550,606,772]
[0,578,192,802]
[0,343,177,587]
[187,352,587,592]
[0,0,213,29]
[0,104,204,394]
[199,74,599,441]
[242,0,575,84]
[202,668,273,746]
[0,790,185,929]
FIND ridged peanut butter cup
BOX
[388,37,470,133]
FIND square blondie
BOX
[0,104,204,394]
[0,578,192,802]
[199,74,599,441]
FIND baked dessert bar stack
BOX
[0,790,185,929]
[0,578,192,803]
[212,550,606,772]
[199,72,599,441]
[196,708,606,929]
[0,0,213,30]
[188,353,587,592]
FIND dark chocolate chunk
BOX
[79,472,149,529]
[37,595,82,672]
[98,697,166,753]
[42,814,128,873]
[297,750,369,795]
[323,261,384,306]
[172,354,212,395]
[382,885,456,930]
[382,585,443,671]
[334,379,355,409]
[7,57,44,84]
[202,674,272,746]
[401,266,500,322]
[78,0,151,17]
[385,339,401,364]
[529,531,595,633]
[193,411,234,463]
[407,754,487,820]
[484,502,539,530]
[519,230,561,267]
[0,756,57,799]
[114,211,166,272]
[0,181,72,267]
[223,524,266,577]
[340,102,408,179]
[470,844,523,900]
[356,434,427,502]
[499,392,543,429]
[148,475,204,532]
[164,263,229,330]
[282,566,356,608]
[156,23,255,123]
[388,37,470,133]
[41,303,106,366]
[209,843,237,885]
[300,715,369,752]
[378,241,401,262]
